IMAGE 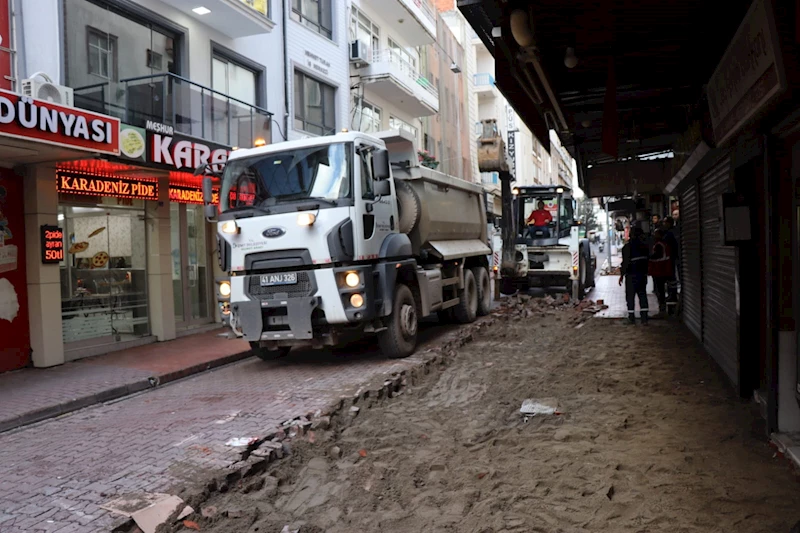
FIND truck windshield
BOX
[219,142,352,213]
[519,195,574,239]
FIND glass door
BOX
[170,204,211,328]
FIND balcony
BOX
[163,0,274,37]
[361,50,439,117]
[73,73,272,149]
[473,73,499,100]
[362,0,436,45]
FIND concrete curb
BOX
[0,350,254,435]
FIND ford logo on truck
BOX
[263,227,286,238]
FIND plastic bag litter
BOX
[225,437,257,447]
[519,399,559,416]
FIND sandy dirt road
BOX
[163,299,800,533]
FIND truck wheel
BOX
[472,266,491,316]
[250,342,291,361]
[453,269,478,324]
[378,284,418,359]
[500,277,516,295]
[577,254,587,299]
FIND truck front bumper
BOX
[230,266,379,344]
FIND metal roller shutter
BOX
[680,184,702,340]
[699,156,738,386]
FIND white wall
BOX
[19,0,62,82]
[286,1,349,141]
[19,0,284,137]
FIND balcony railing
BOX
[473,73,496,87]
[373,49,437,98]
[410,0,436,27]
[73,73,273,149]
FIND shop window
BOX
[58,204,149,346]
[291,0,333,40]
[87,27,116,80]
[294,70,336,136]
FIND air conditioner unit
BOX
[21,72,74,107]
[349,40,371,65]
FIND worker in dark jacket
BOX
[649,229,674,317]
[619,226,650,325]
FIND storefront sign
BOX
[57,171,159,201]
[505,104,517,178]
[707,0,785,146]
[119,122,230,173]
[0,89,119,155]
[40,225,63,264]
[305,51,331,77]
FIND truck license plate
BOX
[260,272,298,287]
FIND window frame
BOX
[294,69,336,136]
[210,42,267,108]
[291,0,333,40]
[353,96,382,133]
[350,6,379,56]
[86,27,117,80]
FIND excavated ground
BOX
[163,298,800,533]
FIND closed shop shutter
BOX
[680,184,702,340]
[699,156,738,386]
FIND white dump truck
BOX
[201,129,491,360]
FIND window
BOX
[212,54,258,106]
[291,0,333,39]
[360,150,374,199]
[294,70,336,135]
[353,97,381,133]
[350,6,379,56]
[389,116,417,140]
[146,49,163,70]
[87,28,116,79]
[388,38,417,74]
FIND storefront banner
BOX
[40,225,64,264]
[707,0,785,146]
[57,171,159,201]
[168,184,228,205]
[119,122,230,174]
[0,89,119,155]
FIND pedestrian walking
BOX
[619,226,650,325]
[649,229,673,317]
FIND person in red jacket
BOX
[526,200,553,237]
[649,229,673,317]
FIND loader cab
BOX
[513,185,575,246]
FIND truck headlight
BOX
[221,220,238,234]
[344,271,360,288]
[297,212,316,226]
[219,280,231,297]
[350,293,364,308]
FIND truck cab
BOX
[206,129,491,360]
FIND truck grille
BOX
[247,272,314,300]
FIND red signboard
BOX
[0,89,120,155]
[0,170,30,372]
[56,170,159,201]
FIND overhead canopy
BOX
[458,0,752,196]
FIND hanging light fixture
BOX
[581,119,591,128]
[564,47,578,68]
[510,10,534,47]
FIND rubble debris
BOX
[182,520,201,531]
[602,266,621,276]
[129,495,186,533]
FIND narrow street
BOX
[0,324,456,533]
[159,299,800,533]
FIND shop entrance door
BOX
[171,204,211,328]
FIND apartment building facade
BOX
[1,0,283,372]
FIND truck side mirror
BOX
[372,149,390,180]
[374,179,391,197]
[202,176,217,221]
[193,163,209,176]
